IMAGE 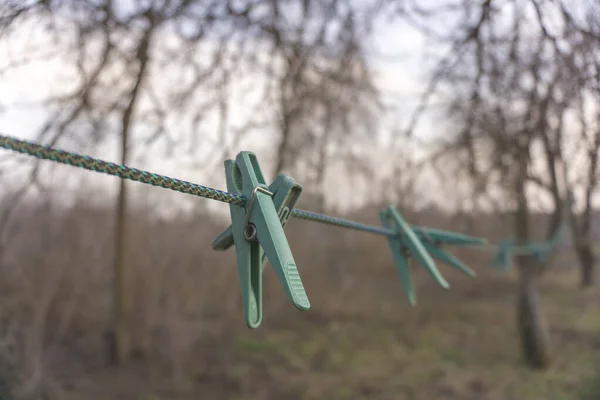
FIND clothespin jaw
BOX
[212,174,303,265]
[414,228,487,277]
[380,205,449,305]
[491,239,515,270]
[211,152,309,328]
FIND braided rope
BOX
[0,135,245,205]
[290,208,394,236]
[0,134,395,237]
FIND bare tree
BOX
[562,4,600,287]
[389,0,600,368]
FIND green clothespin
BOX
[380,205,449,305]
[414,228,487,277]
[211,152,309,328]
[492,201,570,270]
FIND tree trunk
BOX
[109,24,153,365]
[111,150,131,366]
[513,150,551,369]
[516,258,552,369]
[576,244,596,288]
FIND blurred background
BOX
[1,0,600,399]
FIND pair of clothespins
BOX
[380,206,486,305]
[211,152,309,328]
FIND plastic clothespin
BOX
[380,205,449,305]
[413,228,487,277]
[492,200,571,269]
[492,210,569,269]
[211,152,309,328]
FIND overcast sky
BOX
[2,3,592,217]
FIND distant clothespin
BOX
[491,199,571,269]
[379,205,449,305]
[413,227,487,277]
[211,152,309,328]
[491,239,550,268]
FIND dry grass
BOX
[51,269,600,400]
[0,190,598,400]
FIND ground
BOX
[50,265,600,400]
